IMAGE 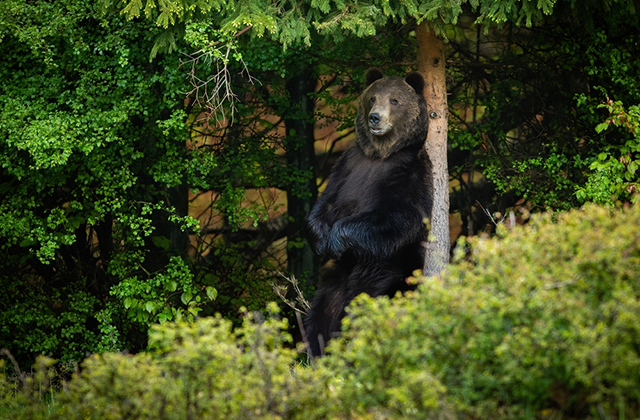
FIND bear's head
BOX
[355,69,429,159]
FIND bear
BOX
[304,69,434,356]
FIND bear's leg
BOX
[304,279,348,357]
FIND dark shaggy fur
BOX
[304,69,434,356]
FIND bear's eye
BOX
[390,99,399,106]
[370,97,376,103]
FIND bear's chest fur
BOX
[327,146,421,222]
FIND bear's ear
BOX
[405,72,425,96]
[365,68,384,87]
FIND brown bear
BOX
[304,69,433,356]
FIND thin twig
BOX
[272,272,310,314]
[295,311,316,368]
[475,200,501,226]
[180,26,258,124]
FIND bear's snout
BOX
[367,108,392,136]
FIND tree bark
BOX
[416,23,450,276]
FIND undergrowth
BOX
[1,204,639,419]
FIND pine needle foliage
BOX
[104,0,591,54]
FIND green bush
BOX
[2,204,639,419]
[335,203,640,418]
[0,355,57,420]
[51,304,334,420]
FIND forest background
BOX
[1,0,640,371]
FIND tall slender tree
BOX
[416,23,450,275]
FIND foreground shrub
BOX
[0,356,56,420]
[51,304,333,420]
[324,296,448,419]
[1,204,638,419]
[333,204,640,418]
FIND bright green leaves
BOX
[0,9,185,266]
[0,0,87,66]
[475,0,557,27]
[114,0,228,28]
[271,10,312,48]
[1,107,125,171]
[112,0,228,58]
[578,99,640,205]
[205,285,218,300]
[0,1,213,363]
[3,0,314,365]
[180,290,193,305]
[110,256,217,326]
[108,0,570,54]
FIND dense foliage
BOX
[1,0,427,366]
[1,204,639,419]
[447,7,640,235]
[0,0,308,364]
[1,1,196,362]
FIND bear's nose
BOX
[369,113,381,125]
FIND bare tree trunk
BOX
[416,23,450,276]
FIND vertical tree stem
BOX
[285,62,319,289]
[416,23,450,276]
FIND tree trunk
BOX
[285,64,319,289]
[416,23,450,276]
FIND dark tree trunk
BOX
[167,182,190,254]
[285,64,319,289]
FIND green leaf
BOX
[181,291,193,305]
[206,286,218,301]
[595,122,610,134]
[151,235,171,250]
[19,238,36,247]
